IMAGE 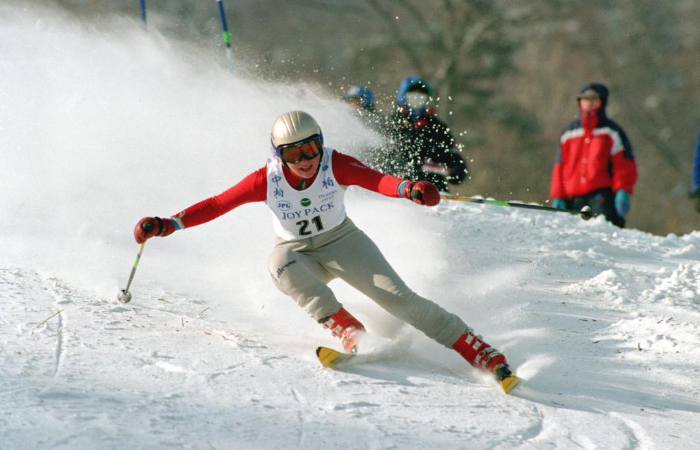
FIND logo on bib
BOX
[276,200,292,211]
[300,198,311,207]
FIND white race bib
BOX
[266,148,346,241]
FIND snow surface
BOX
[2,5,700,449]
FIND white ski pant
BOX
[267,218,466,348]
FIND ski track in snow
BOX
[2,6,700,448]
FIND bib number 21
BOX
[297,216,324,236]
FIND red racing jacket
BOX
[550,112,638,199]
[170,150,406,229]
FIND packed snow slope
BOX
[2,5,700,449]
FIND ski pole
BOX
[118,242,146,304]
[216,0,235,73]
[118,221,153,303]
[440,194,594,221]
[140,0,147,28]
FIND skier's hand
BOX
[401,180,440,207]
[134,217,175,244]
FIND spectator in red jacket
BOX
[550,83,638,228]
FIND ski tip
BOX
[316,346,339,367]
[316,346,351,368]
[500,374,521,394]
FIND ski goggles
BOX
[278,135,322,164]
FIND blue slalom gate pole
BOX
[140,0,147,28]
[216,0,235,73]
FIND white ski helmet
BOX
[270,110,323,157]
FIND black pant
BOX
[568,188,625,228]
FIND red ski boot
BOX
[320,307,366,353]
[453,328,520,393]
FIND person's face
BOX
[346,97,363,109]
[579,96,602,111]
[287,152,321,179]
[278,136,323,179]
[405,91,429,110]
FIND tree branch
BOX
[365,0,426,75]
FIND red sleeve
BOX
[174,166,268,228]
[611,152,638,195]
[608,125,637,195]
[550,162,564,199]
[332,151,404,197]
[550,144,565,199]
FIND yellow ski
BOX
[500,374,521,394]
[317,345,522,394]
[316,346,354,368]
[494,363,521,394]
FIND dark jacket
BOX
[370,76,468,191]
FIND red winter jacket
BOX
[550,110,637,199]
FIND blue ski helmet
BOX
[343,85,375,110]
[396,76,434,119]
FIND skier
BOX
[378,76,468,191]
[341,84,390,167]
[133,110,516,389]
[550,83,638,228]
[342,84,383,128]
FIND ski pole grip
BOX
[142,220,155,232]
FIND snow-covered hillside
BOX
[2,5,699,449]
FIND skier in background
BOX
[341,84,390,168]
[690,130,700,213]
[378,76,468,192]
[132,110,516,388]
[550,82,638,228]
[341,84,386,131]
